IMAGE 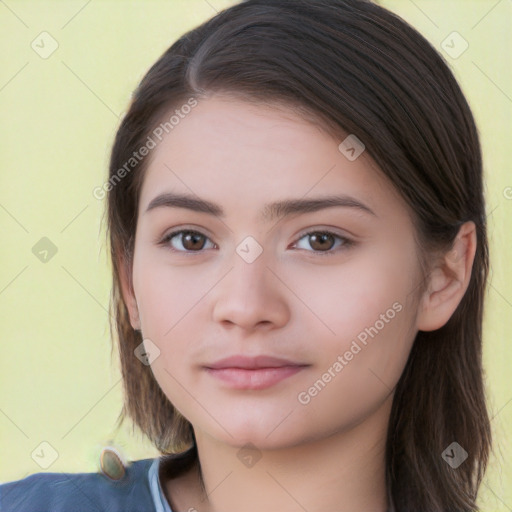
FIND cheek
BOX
[286,238,418,346]
[132,250,213,339]
[132,262,201,415]
[290,241,419,394]
[294,289,417,436]
[131,253,212,396]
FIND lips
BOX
[205,355,305,370]
[203,355,309,390]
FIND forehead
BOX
[137,95,406,222]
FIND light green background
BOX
[1,0,510,509]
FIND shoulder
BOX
[0,458,155,512]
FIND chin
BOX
[198,413,313,451]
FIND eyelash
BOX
[157,228,355,257]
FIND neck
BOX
[166,395,393,512]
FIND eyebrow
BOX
[144,192,377,221]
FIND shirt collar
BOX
[148,457,174,512]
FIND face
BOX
[124,94,424,449]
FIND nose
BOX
[211,246,290,331]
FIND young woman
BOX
[0,0,492,511]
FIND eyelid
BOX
[155,224,215,245]
[294,226,354,242]
[291,228,355,257]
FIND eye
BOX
[292,230,354,256]
[158,228,354,256]
[159,229,216,253]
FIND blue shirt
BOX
[0,457,173,511]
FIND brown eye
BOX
[161,230,215,252]
[294,230,354,256]
[308,232,336,251]
[180,231,206,251]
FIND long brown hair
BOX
[104,1,492,509]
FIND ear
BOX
[416,221,477,332]
[117,252,141,331]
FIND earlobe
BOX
[416,221,477,332]
[117,253,141,331]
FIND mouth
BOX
[203,355,310,390]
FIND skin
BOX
[119,94,477,512]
